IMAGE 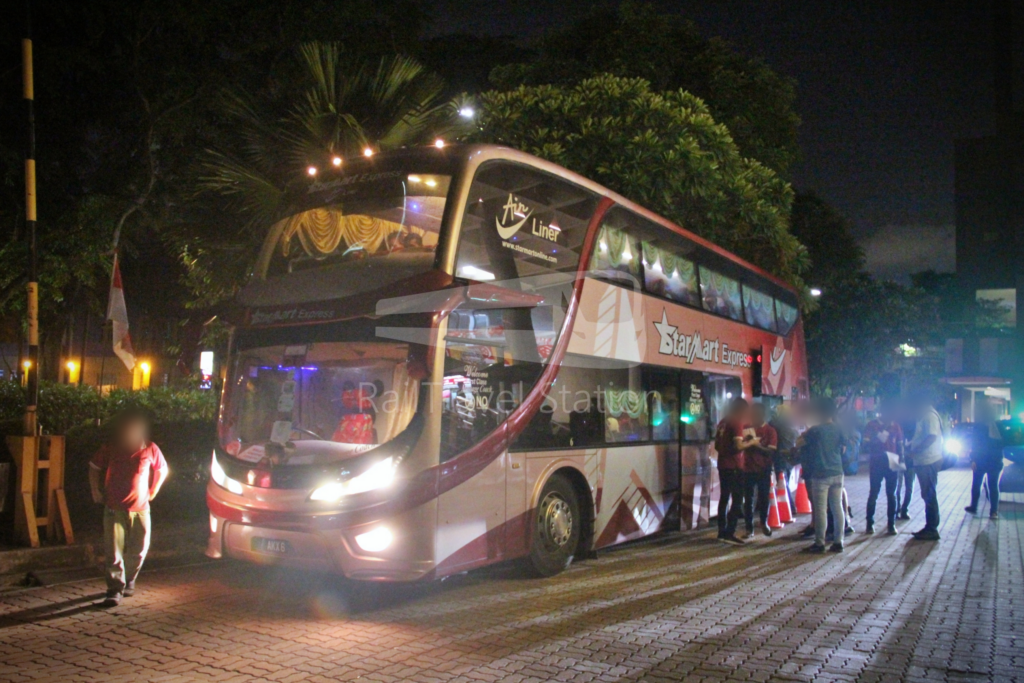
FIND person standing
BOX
[797,397,846,553]
[907,394,944,541]
[714,398,760,546]
[863,401,904,535]
[965,399,1004,520]
[89,409,168,607]
[742,403,778,538]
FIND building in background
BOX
[949,0,1023,420]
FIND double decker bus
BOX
[206,144,808,580]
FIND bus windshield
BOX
[221,342,419,466]
[265,172,450,279]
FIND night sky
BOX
[434,0,1022,281]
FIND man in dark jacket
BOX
[863,400,904,535]
[798,397,847,553]
[965,399,1004,519]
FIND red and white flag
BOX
[107,253,136,371]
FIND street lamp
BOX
[810,287,823,298]
[133,360,152,390]
[65,360,79,385]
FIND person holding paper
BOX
[862,400,905,535]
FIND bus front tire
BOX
[528,474,581,577]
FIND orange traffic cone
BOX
[767,483,783,529]
[795,479,812,514]
[776,472,794,523]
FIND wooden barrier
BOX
[7,435,74,548]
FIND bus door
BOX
[678,370,712,529]
[436,306,548,570]
[437,329,509,572]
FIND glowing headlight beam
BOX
[310,457,396,502]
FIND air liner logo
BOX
[497,194,560,243]
[653,309,751,368]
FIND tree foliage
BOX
[794,195,941,396]
[183,42,466,305]
[789,193,866,289]
[490,1,800,175]
[0,0,432,370]
[804,274,940,397]
[473,74,807,291]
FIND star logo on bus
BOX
[654,310,677,355]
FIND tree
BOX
[489,1,800,175]
[473,74,807,291]
[0,1,433,375]
[804,274,940,397]
[788,192,866,289]
[791,194,940,395]
[184,43,465,305]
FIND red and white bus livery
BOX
[206,144,808,580]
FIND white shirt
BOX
[910,409,943,466]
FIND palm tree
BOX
[182,43,466,304]
[201,42,464,230]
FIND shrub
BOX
[0,380,218,436]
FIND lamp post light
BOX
[65,360,79,385]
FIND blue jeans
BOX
[810,475,845,547]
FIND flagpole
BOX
[23,5,39,436]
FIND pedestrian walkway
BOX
[0,468,1019,683]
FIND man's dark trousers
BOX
[866,457,898,528]
[915,461,941,532]
[741,470,772,530]
[717,468,745,536]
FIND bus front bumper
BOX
[205,485,433,581]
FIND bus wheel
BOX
[528,474,581,577]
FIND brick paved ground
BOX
[0,467,1021,683]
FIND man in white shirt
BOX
[907,395,943,541]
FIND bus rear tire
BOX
[527,474,581,577]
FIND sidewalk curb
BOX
[0,543,98,588]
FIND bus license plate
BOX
[252,537,290,554]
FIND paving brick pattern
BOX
[0,468,1020,683]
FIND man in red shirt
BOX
[862,400,904,535]
[714,398,760,546]
[742,403,778,538]
[89,409,168,607]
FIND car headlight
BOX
[211,451,243,494]
[945,438,963,457]
[310,457,396,502]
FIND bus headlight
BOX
[211,452,244,495]
[945,438,963,457]
[310,457,396,502]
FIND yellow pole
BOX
[23,34,39,436]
